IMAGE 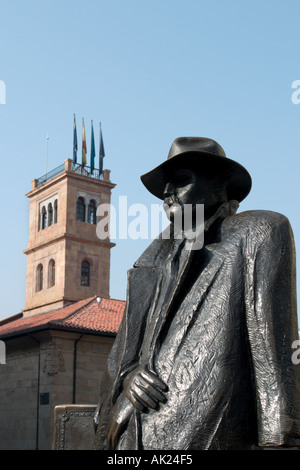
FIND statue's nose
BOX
[163,182,175,198]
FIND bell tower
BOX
[23,158,115,317]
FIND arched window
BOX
[48,203,53,227]
[76,197,86,222]
[88,200,97,224]
[48,259,55,288]
[54,199,58,224]
[81,260,90,286]
[41,206,47,230]
[36,264,43,292]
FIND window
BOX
[36,264,43,292]
[48,203,53,226]
[39,195,58,231]
[76,197,86,222]
[54,199,58,224]
[81,260,90,286]
[48,259,55,288]
[41,207,47,230]
[88,200,97,224]
[75,193,100,224]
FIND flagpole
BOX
[73,113,77,165]
[46,133,49,179]
[91,119,92,174]
[99,122,101,178]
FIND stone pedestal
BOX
[52,404,97,450]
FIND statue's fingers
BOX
[148,384,167,403]
[126,388,147,412]
[134,383,160,409]
[137,376,167,403]
[140,367,168,392]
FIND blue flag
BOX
[73,114,78,164]
[99,123,105,176]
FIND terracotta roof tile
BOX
[0,297,125,339]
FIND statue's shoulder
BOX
[224,209,293,242]
[231,209,290,226]
[134,226,173,267]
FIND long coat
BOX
[94,207,300,450]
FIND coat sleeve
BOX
[93,309,128,449]
[244,211,300,448]
[94,263,160,449]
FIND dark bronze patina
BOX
[94,137,300,450]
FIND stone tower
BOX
[23,159,115,317]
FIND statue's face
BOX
[163,168,224,223]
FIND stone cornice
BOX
[23,233,115,254]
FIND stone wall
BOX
[0,329,114,450]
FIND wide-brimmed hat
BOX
[140,137,252,202]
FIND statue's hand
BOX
[123,364,168,412]
[107,396,133,450]
[107,365,168,449]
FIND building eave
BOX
[0,323,117,341]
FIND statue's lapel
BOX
[118,236,172,375]
[148,244,225,368]
[184,246,225,316]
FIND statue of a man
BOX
[94,137,300,450]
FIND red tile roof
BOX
[0,297,126,339]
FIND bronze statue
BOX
[94,137,300,450]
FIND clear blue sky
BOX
[0,0,299,323]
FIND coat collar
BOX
[134,200,239,268]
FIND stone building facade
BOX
[0,296,125,450]
[0,157,125,449]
